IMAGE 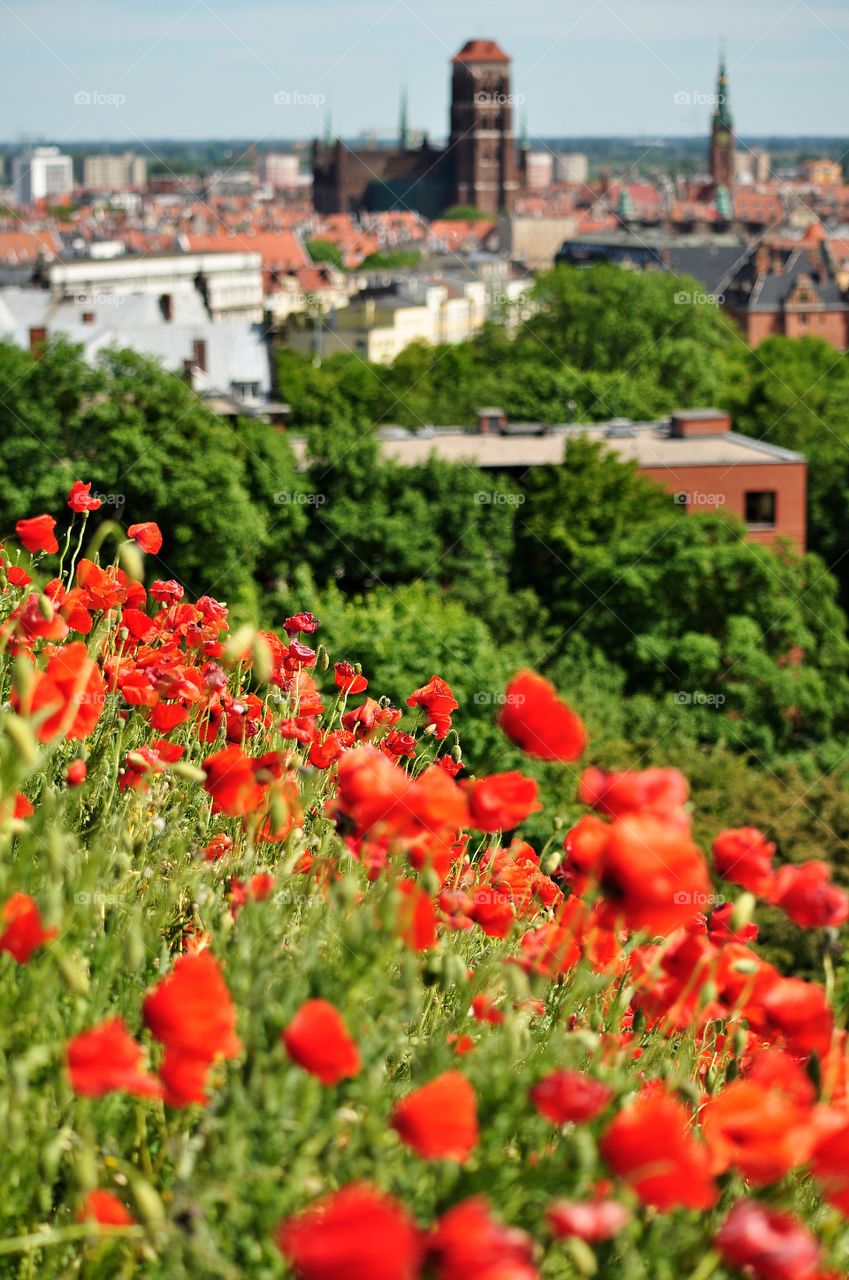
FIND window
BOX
[745,491,776,527]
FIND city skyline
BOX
[1,0,847,144]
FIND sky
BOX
[1,0,847,147]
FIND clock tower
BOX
[708,56,735,189]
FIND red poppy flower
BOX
[0,892,57,962]
[127,522,163,554]
[768,861,849,928]
[16,514,58,554]
[406,676,458,738]
[712,827,776,896]
[578,766,688,821]
[282,999,361,1085]
[812,1117,849,1215]
[66,1017,163,1099]
[397,879,438,951]
[335,661,368,695]
[391,1071,478,1161]
[758,976,833,1058]
[600,1089,717,1210]
[14,642,105,742]
[77,1189,135,1226]
[157,1047,215,1107]
[498,669,586,762]
[701,1079,816,1185]
[599,814,712,935]
[143,949,242,1064]
[277,1183,422,1280]
[150,579,184,603]
[67,481,102,513]
[716,1201,821,1280]
[283,611,319,635]
[427,1197,537,1280]
[66,759,87,787]
[548,1198,631,1243]
[468,888,515,938]
[530,1069,613,1124]
[465,772,540,832]
[203,744,264,816]
[470,993,504,1024]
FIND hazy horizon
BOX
[1,0,847,151]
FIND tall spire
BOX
[323,107,333,146]
[714,46,732,129]
[520,108,529,153]
[399,87,409,150]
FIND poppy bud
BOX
[12,656,35,701]
[37,593,54,622]
[730,891,756,932]
[251,635,273,686]
[170,762,207,784]
[54,949,90,996]
[128,1174,167,1230]
[541,849,563,877]
[451,745,463,763]
[118,540,145,583]
[73,1145,98,1192]
[3,714,39,765]
[316,644,329,672]
[563,1237,598,1277]
[224,625,255,664]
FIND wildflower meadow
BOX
[0,485,848,1279]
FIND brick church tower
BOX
[449,39,519,214]
[708,56,735,189]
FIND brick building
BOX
[720,226,849,350]
[312,39,519,217]
[355,408,807,551]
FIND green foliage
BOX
[359,249,422,270]
[305,238,343,269]
[439,205,495,221]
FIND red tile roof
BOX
[453,39,510,63]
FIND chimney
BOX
[476,407,507,434]
[670,410,731,438]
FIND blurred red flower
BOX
[498,669,586,762]
[530,1069,613,1124]
[67,1017,163,1098]
[768,861,849,928]
[391,1071,478,1161]
[600,1088,717,1210]
[77,1189,135,1226]
[716,1201,821,1280]
[282,999,361,1085]
[712,827,776,895]
[0,892,57,962]
[427,1197,538,1279]
[277,1183,422,1280]
[466,772,540,832]
[547,1198,631,1243]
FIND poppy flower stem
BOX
[685,1249,721,1280]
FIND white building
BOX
[257,153,301,188]
[46,251,264,323]
[525,151,554,191]
[83,152,147,191]
[12,147,74,207]
[0,286,272,409]
[554,152,589,184]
